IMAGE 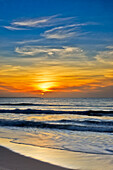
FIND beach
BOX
[0,97,113,170]
[0,146,70,170]
[1,136,113,170]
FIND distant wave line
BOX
[0,103,112,107]
[0,108,113,116]
[0,103,71,106]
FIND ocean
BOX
[0,97,113,169]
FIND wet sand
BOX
[1,137,113,170]
[0,146,73,170]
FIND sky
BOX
[0,0,113,98]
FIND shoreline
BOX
[0,145,73,170]
[1,137,113,170]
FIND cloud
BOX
[44,31,75,39]
[4,26,28,31]
[4,15,76,30]
[44,23,86,33]
[1,44,113,97]
[4,16,52,30]
[16,39,42,44]
[15,45,85,60]
[42,23,87,39]
[95,47,113,64]
[106,46,113,49]
[13,18,48,27]
[43,25,76,39]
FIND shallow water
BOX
[0,98,113,155]
[1,136,113,170]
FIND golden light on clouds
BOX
[0,45,113,97]
[34,82,58,93]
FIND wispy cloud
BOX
[42,23,87,39]
[14,45,90,69]
[4,14,91,51]
[4,26,28,31]
[15,45,85,60]
[17,39,42,44]
[4,15,53,30]
[106,46,113,49]
[13,18,48,27]
[4,15,75,31]
[95,47,113,64]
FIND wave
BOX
[0,103,112,107]
[0,119,113,132]
[0,108,113,116]
[0,103,34,106]
[59,119,113,126]
[0,103,70,106]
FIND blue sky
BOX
[0,0,113,97]
[0,0,113,53]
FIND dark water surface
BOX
[0,97,113,155]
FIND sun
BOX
[33,81,58,94]
[38,82,53,92]
[33,75,59,94]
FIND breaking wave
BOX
[1,119,113,133]
[0,108,113,116]
[0,103,70,106]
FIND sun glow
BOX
[38,82,53,92]
[35,82,57,93]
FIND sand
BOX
[0,146,73,170]
[1,136,113,170]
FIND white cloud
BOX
[15,46,63,56]
[15,45,85,60]
[95,48,113,64]
[16,39,42,44]
[4,26,28,31]
[106,46,113,49]
[4,15,76,30]
[45,24,86,33]
[13,19,48,27]
[44,32,75,39]
[42,24,87,39]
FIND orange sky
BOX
[0,46,113,97]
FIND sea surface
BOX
[0,97,113,156]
